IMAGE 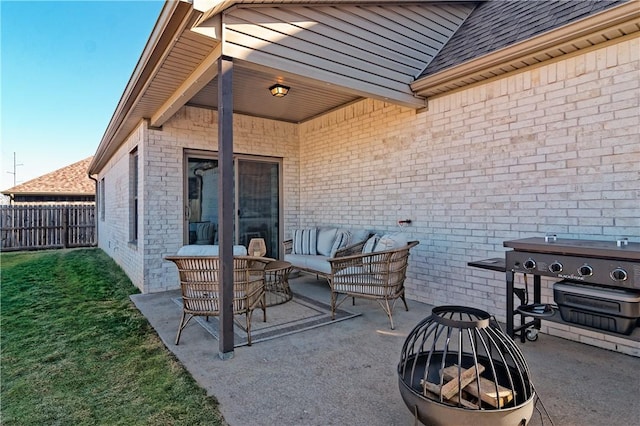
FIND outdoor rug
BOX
[172,292,360,347]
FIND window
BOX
[129,149,138,243]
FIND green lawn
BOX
[1,248,224,425]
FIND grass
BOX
[1,248,224,425]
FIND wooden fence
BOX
[0,204,96,252]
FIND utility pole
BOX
[7,152,23,186]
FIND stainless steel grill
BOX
[504,237,640,341]
[505,237,640,289]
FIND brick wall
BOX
[99,36,638,354]
[298,37,639,354]
[97,122,146,289]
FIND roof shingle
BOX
[420,0,627,78]
[2,156,95,196]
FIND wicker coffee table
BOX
[263,260,293,306]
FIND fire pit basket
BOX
[398,306,536,426]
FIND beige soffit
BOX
[150,42,223,127]
[89,0,200,175]
[193,0,475,28]
[411,1,640,97]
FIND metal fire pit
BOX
[398,306,536,426]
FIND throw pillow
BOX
[363,234,380,254]
[374,233,408,252]
[330,230,350,257]
[316,228,338,256]
[337,229,353,247]
[292,228,317,255]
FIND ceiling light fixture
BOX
[269,83,290,97]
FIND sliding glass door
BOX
[237,159,280,257]
[185,152,281,258]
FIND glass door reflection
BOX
[185,154,280,257]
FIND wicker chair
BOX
[328,241,419,329]
[165,255,270,346]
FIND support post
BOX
[217,55,234,359]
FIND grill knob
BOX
[523,259,536,270]
[549,262,563,273]
[611,268,628,282]
[578,264,593,277]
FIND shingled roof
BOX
[2,156,95,198]
[420,0,628,78]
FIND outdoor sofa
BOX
[283,227,372,280]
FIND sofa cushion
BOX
[316,228,338,256]
[292,228,317,255]
[177,245,248,256]
[349,229,371,245]
[304,255,333,275]
[374,233,408,252]
[285,254,332,275]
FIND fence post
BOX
[62,207,69,248]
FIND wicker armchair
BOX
[165,255,270,346]
[328,241,419,329]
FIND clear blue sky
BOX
[1,0,164,191]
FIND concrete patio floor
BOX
[132,274,640,426]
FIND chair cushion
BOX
[374,233,408,252]
[177,245,248,256]
[316,228,338,256]
[292,228,317,255]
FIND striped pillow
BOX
[292,228,317,255]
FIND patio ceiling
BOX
[91,0,477,172]
[167,1,479,124]
[186,62,361,123]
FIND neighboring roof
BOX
[2,156,95,196]
[421,0,628,78]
